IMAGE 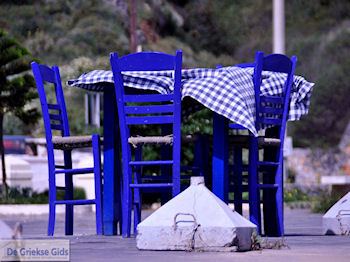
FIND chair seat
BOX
[128,135,173,147]
[229,135,281,148]
[128,134,201,147]
[52,136,103,150]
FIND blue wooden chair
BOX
[31,62,103,236]
[228,51,297,236]
[110,50,183,237]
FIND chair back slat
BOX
[260,96,284,104]
[125,115,174,125]
[47,104,61,110]
[259,118,282,126]
[51,124,64,131]
[259,107,283,115]
[124,94,174,103]
[49,114,63,121]
[124,104,174,114]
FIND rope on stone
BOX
[336,209,350,235]
[173,213,201,252]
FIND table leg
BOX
[103,85,122,235]
[212,112,229,203]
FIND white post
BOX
[94,93,100,128]
[273,0,285,54]
[84,93,89,125]
[273,0,289,182]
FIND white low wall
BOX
[0,204,92,215]
[1,151,100,201]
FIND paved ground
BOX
[1,207,350,262]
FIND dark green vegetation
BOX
[0,29,40,198]
[0,0,349,147]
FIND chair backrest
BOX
[110,50,183,155]
[31,62,70,148]
[255,52,297,143]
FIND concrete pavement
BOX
[1,207,350,262]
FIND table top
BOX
[67,67,314,136]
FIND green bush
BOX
[0,186,86,204]
[310,191,342,213]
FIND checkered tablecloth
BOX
[67,67,314,136]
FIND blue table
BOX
[102,84,122,235]
[68,67,314,235]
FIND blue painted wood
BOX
[260,118,282,126]
[235,62,254,68]
[232,146,243,214]
[124,94,174,103]
[133,146,142,234]
[229,123,246,129]
[110,50,183,237]
[219,51,297,236]
[260,107,284,115]
[55,199,96,205]
[160,124,172,205]
[129,183,173,188]
[260,96,284,104]
[102,84,122,236]
[129,160,174,165]
[31,62,103,236]
[47,104,60,110]
[248,135,261,234]
[55,168,95,174]
[125,115,174,125]
[124,104,174,114]
[212,112,229,203]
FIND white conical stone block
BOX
[137,177,256,251]
[323,192,350,235]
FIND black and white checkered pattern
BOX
[67,67,314,136]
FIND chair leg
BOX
[48,202,56,236]
[275,164,284,236]
[160,143,172,204]
[133,146,142,234]
[48,161,56,236]
[161,123,173,202]
[122,163,132,237]
[64,151,73,235]
[262,144,283,236]
[92,134,103,235]
[248,136,260,234]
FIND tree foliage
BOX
[289,29,350,147]
[0,0,350,149]
[0,29,39,198]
